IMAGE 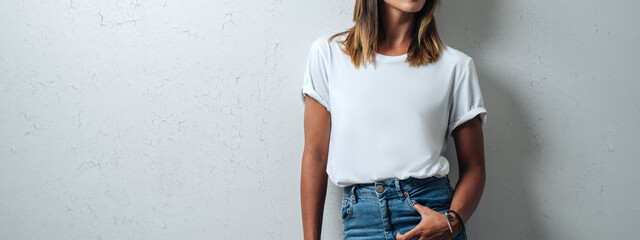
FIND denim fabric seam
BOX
[403,176,450,215]
[341,194,354,221]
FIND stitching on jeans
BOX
[404,177,450,215]
[441,177,454,195]
[341,197,354,220]
[404,191,419,214]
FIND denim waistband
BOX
[342,175,450,203]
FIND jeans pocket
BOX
[404,177,453,214]
[341,197,354,221]
[444,175,455,194]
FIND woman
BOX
[300,0,487,239]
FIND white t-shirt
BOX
[300,34,488,187]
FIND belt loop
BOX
[395,179,404,199]
[350,184,358,203]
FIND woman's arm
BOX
[395,115,486,240]
[300,96,332,240]
[449,115,487,231]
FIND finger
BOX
[413,203,435,216]
[412,203,424,214]
[396,232,410,240]
[397,227,421,240]
[396,232,412,240]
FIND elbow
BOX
[459,161,486,178]
[302,148,329,166]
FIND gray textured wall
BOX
[1,0,638,239]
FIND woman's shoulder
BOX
[439,43,473,68]
[314,31,345,44]
[309,32,347,56]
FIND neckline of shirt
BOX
[375,52,408,62]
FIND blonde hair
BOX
[329,0,445,68]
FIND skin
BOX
[300,97,331,240]
[377,0,425,56]
[301,1,486,239]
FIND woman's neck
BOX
[378,3,416,55]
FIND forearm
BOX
[300,156,328,240]
[449,163,486,225]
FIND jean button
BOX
[376,185,384,193]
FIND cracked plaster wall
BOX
[0,0,638,239]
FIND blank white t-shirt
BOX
[300,34,487,188]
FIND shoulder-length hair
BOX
[329,0,445,68]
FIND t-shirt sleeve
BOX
[300,41,331,112]
[447,58,488,137]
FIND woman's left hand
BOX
[395,203,461,240]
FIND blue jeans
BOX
[341,175,468,240]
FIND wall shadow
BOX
[438,1,546,239]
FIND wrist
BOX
[303,230,321,240]
[447,210,464,236]
[451,213,463,235]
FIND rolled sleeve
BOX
[447,58,487,137]
[300,41,331,112]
